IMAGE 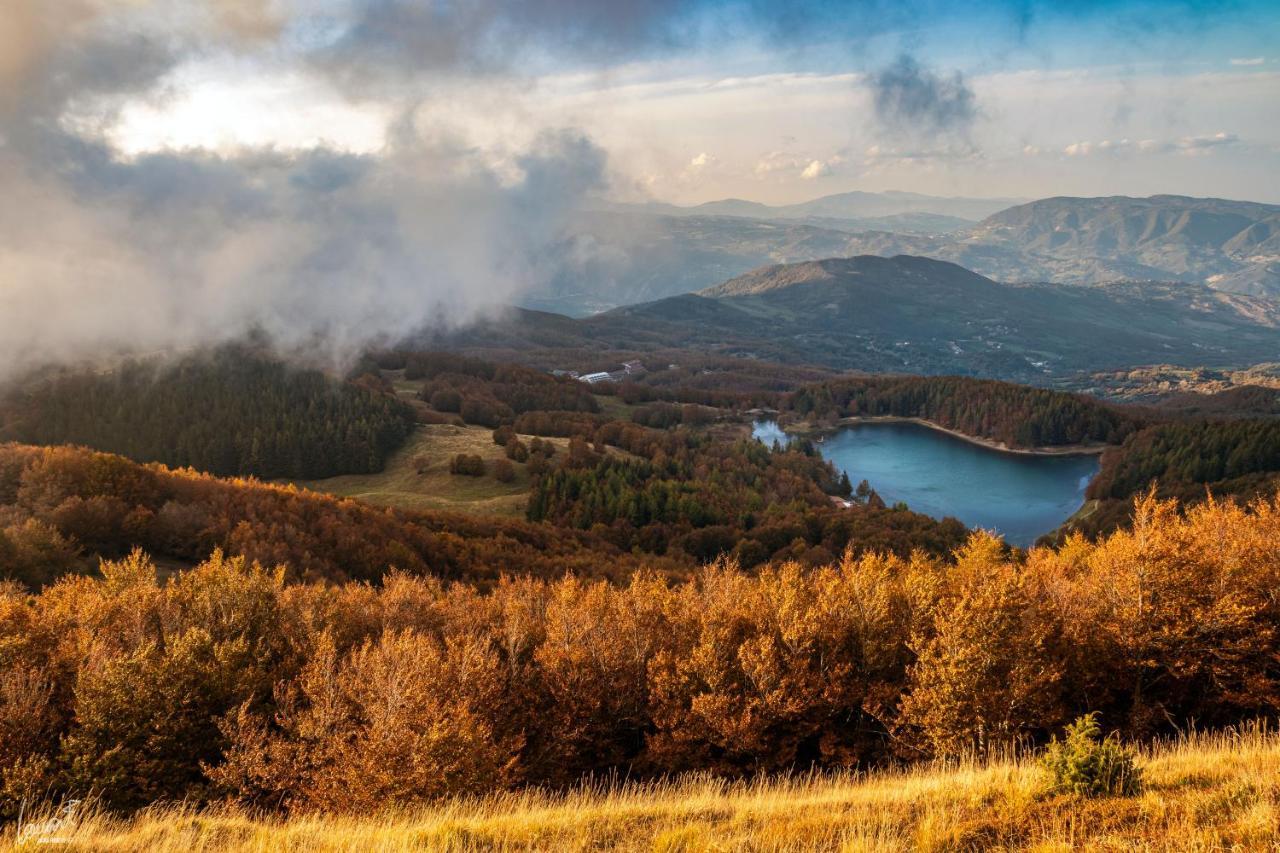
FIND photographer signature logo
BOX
[16,800,79,846]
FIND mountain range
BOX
[837,195,1280,297]
[606,190,1023,223]
[439,255,1280,383]
[527,194,1280,316]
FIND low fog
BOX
[0,2,637,379]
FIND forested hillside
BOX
[0,420,967,591]
[2,491,1277,816]
[1,349,416,480]
[1077,419,1280,535]
[585,255,1280,381]
[0,443,663,589]
[788,374,1142,448]
[405,351,600,426]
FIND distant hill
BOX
[439,255,1280,383]
[525,206,981,317]
[613,190,1023,222]
[600,255,1280,381]
[836,195,1280,297]
[534,194,1280,317]
[524,212,868,316]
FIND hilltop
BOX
[577,255,1280,381]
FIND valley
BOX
[3,326,1279,842]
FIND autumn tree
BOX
[899,533,1064,756]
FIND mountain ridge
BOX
[838,195,1280,296]
[586,254,1280,381]
[534,194,1280,316]
[606,189,1026,223]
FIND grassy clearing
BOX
[290,424,538,517]
[291,373,637,516]
[591,392,636,419]
[8,726,1277,851]
[291,422,633,517]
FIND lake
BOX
[753,420,1099,547]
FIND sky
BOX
[63,0,1280,205]
[1,0,1278,374]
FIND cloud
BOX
[1229,57,1265,66]
[867,54,978,140]
[209,0,286,42]
[0,127,609,377]
[800,159,831,180]
[862,144,979,166]
[0,0,1273,379]
[1061,132,1240,158]
[312,0,710,92]
[0,0,615,379]
[1176,131,1240,153]
[752,150,807,177]
[751,151,842,181]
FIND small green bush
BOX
[1040,713,1141,797]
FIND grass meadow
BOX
[6,725,1277,852]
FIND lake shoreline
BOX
[778,416,1110,458]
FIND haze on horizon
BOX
[1,0,1278,376]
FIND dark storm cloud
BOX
[869,54,978,139]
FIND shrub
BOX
[505,440,529,463]
[492,459,516,483]
[460,398,512,428]
[1040,714,1141,797]
[449,454,486,477]
[429,389,463,413]
[492,426,515,446]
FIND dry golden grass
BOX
[7,726,1277,852]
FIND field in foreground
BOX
[8,727,1276,852]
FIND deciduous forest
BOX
[2,349,1280,830]
[2,491,1278,816]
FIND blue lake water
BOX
[754,420,1099,547]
